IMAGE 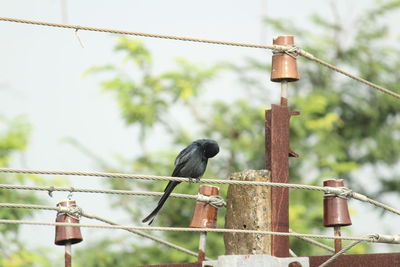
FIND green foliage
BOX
[75,235,213,267]
[89,37,221,141]
[0,116,31,166]
[0,249,52,267]
[0,116,34,233]
[79,0,400,263]
[0,116,53,266]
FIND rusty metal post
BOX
[54,200,83,267]
[266,35,300,257]
[333,226,342,252]
[65,243,71,267]
[190,185,219,262]
[309,253,400,266]
[323,179,352,253]
[198,232,207,261]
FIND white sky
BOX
[1,0,398,261]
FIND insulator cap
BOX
[54,200,83,246]
[190,185,219,228]
[323,179,352,227]
[271,35,300,82]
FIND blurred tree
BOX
[0,116,52,267]
[77,0,400,265]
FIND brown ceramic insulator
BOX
[289,262,302,267]
[323,179,352,227]
[54,200,83,246]
[271,35,300,82]
[189,185,219,228]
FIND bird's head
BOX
[196,139,219,158]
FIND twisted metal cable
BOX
[0,16,276,50]
[289,229,335,253]
[0,167,326,189]
[329,189,400,216]
[0,203,210,260]
[0,183,226,207]
[2,218,398,244]
[0,184,226,207]
[3,203,400,247]
[318,240,364,267]
[0,16,399,99]
[296,50,400,99]
[0,203,61,212]
[1,168,399,215]
[351,192,400,216]
[196,193,226,207]
[289,249,298,257]
[81,211,212,260]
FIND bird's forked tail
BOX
[142,181,179,225]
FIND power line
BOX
[289,229,335,253]
[0,203,61,212]
[5,202,400,264]
[1,168,399,215]
[319,240,363,267]
[0,203,344,259]
[0,167,346,191]
[0,183,225,205]
[0,167,310,187]
[0,202,210,260]
[0,203,336,258]
[0,16,399,99]
[297,50,400,99]
[0,16,275,50]
[1,218,399,244]
[289,249,297,257]
[80,210,212,260]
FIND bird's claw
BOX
[188,177,200,183]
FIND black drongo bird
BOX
[142,139,219,225]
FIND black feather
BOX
[142,139,219,224]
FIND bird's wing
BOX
[172,143,199,177]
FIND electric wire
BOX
[289,229,335,253]
[318,240,364,267]
[1,168,399,216]
[0,218,398,244]
[0,203,210,260]
[0,16,399,99]
[0,183,226,207]
[289,249,297,257]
